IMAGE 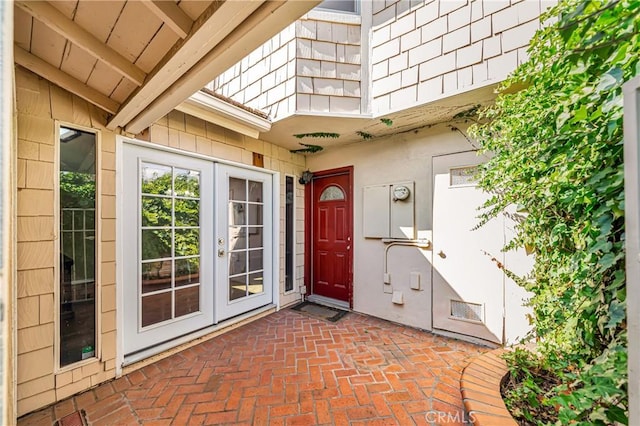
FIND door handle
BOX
[437,250,446,259]
[218,248,225,257]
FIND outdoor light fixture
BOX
[299,170,313,185]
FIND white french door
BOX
[215,164,273,322]
[122,144,214,355]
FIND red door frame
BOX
[304,166,354,308]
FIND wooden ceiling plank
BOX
[48,1,78,19]
[124,1,321,134]
[141,0,193,39]
[15,0,146,86]
[107,0,264,130]
[135,25,180,74]
[13,7,33,51]
[30,19,66,69]
[15,45,120,114]
[60,43,98,85]
[110,79,138,105]
[74,1,126,44]
[175,0,210,21]
[106,1,164,64]
[86,60,128,98]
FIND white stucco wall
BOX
[307,123,469,330]
[306,122,531,342]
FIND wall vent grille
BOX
[450,300,483,322]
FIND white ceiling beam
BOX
[106,0,264,131]
[15,1,146,86]
[122,0,321,135]
[14,45,121,114]
[141,0,193,39]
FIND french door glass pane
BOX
[249,249,263,271]
[142,164,172,195]
[229,227,246,249]
[229,178,246,201]
[142,229,171,260]
[174,168,200,197]
[142,292,172,327]
[140,162,202,328]
[175,286,200,317]
[230,252,246,275]
[248,228,263,248]
[249,273,264,295]
[175,258,199,287]
[229,276,246,300]
[141,197,172,227]
[248,181,262,202]
[141,261,172,293]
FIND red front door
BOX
[311,170,352,302]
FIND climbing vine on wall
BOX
[470,0,639,423]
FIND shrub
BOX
[470,0,639,423]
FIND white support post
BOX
[623,75,640,426]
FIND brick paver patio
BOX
[19,308,486,425]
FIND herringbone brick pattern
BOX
[19,310,486,425]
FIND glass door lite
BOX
[122,144,214,355]
[215,164,273,322]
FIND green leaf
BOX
[606,406,629,425]
[596,67,623,92]
[606,300,625,329]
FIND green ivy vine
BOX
[470,0,639,423]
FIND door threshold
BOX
[307,294,349,310]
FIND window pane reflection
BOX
[175,286,200,317]
[229,203,246,225]
[142,261,172,293]
[229,178,246,201]
[142,229,172,260]
[229,276,246,300]
[248,204,262,225]
[229,227,246,250]
[174,168,200,198]
[248,181,262,202]
[230,252,246,275]
[175,229,199,257]
[248,228,263,248]
[142,164,172,195]
[249,273,264,295]
[175,258,199,287]
[142,292,172,327]
[248,249,263,272]
[175,199,199,226]
[142,197,172,227]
